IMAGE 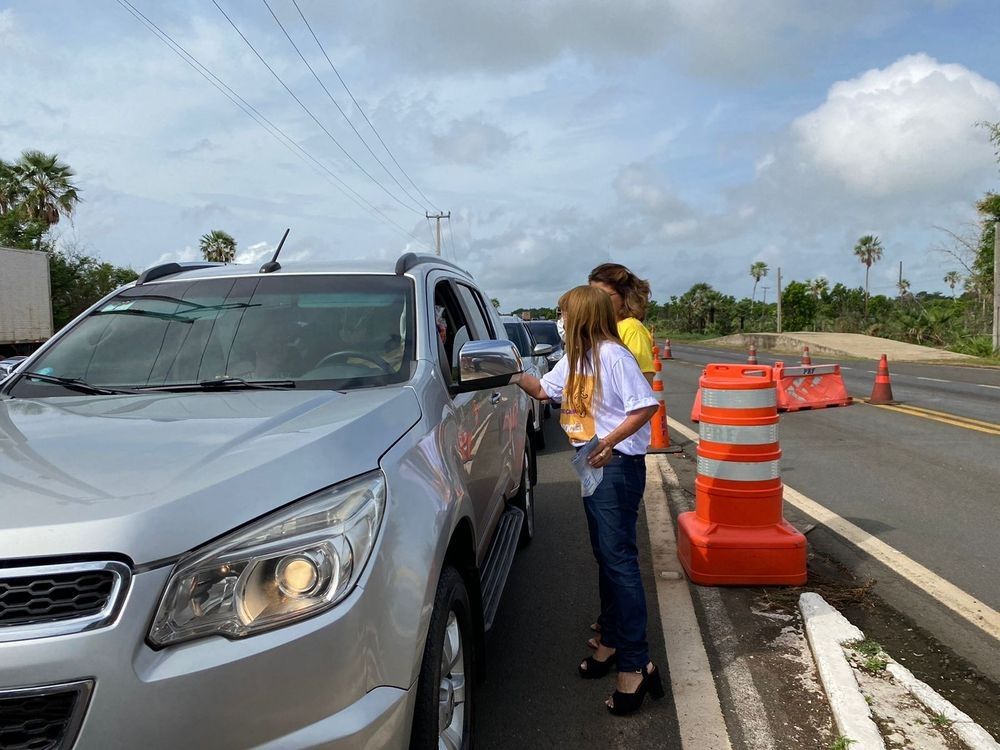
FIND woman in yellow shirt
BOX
[588,263,655,383]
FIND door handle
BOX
[490,392,502,405]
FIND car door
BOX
[432,278,505,562]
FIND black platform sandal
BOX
[606,664,666,715]
[578,652,616,679]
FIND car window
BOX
[455,284,494,340]
[8,274,415,396]
[503,322,531,357]
[433,280,472,385]
[525,321,560,346]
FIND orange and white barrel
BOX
[676,363,807,586]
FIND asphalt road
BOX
[476,416,682,749]
[663,342,1000,676]
[667,342,1000,424]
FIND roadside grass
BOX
[655,332,717,342]
[847,638,889,673]
[930,712,953,728]
[829,736,855,750]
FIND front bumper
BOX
[0,566,413,749]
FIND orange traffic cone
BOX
[662,339,673,360]
[869,354,895,404]
[652,345,660,361]
[801,346,812,366]
[747,344,758,364]
[649,357,682,453]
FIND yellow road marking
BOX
[666,416,1000,643]
[866,402,1000,436]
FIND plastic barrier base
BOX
[676,511,807,586]
[773,362,852,413]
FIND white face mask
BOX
[556,316,565,342]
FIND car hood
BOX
[0,388,421,564]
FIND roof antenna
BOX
[259,228,290,274]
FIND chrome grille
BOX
[0,562,130,642]
[0,681,92,750]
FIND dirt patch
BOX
[846,642,967,750]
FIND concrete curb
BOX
[885,662,1000,750]
[801,592,1000,750]
[799,592,886,749]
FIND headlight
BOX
[149,471,386,647]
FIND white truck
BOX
[0,246,53,354]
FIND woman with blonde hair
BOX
[588,263,655,384]
[516,285,664,716]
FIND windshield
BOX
[8,274,415,397]
[525,321,560,347]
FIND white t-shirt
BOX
[540,341,657,456]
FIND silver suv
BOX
[0,253,535,749]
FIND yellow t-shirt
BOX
[617,317,654,373]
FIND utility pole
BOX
[993,222,999,353]
[776,267,783,334]
[426,211,450,256]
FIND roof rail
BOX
[394,253,468,276]
[135,261,224,285]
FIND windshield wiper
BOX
[91,308,195,324]
[21,371,138,395]
[136,378,297,392]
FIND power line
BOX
[289,0,440,212]
[259,0,425,213]
[211,0,423,216]
[115,0,432,251]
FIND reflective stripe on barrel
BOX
[697,457,780,481]
[701,387,776,409]
[699,423,778,445]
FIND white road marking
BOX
[645,456,733,750]
[666,416,1000,644]
[917,376,950,383]
[979,384,1000,390]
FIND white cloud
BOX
[432,116,517,165]
[793,54,1000,196]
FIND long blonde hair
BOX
[558,286,622,417]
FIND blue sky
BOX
[2,0,999,308]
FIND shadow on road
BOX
[476,419,682,748]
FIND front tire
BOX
[513,440,535,547]
[410,567,474,750]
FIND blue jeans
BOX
[583,452,649,672]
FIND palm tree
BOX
[943,271,961,299]
[0,159,22,215]
[13,150,80,230]
[896,278,910,298]
[749,261,768,303]
[853,234,884,314]
[199,230,237,263]
[807,276,829,300]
